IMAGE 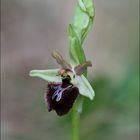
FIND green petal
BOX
[75,75,95,100]
[29,69,61,82]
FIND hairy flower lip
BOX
[45,80,79,116]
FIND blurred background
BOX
[1,0,139,140]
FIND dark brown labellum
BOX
[45,79,79,116]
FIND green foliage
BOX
[68,0,94,66]
[68,1,95,139]
[68,24,86,66]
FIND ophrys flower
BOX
[29,51,95,116]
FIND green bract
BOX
[68,25,86,66]
[69,0,94,45]
[68,0,94,70]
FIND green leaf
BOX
[75,75,95,100]
[82,0,94,17]
[78,0,86,11]
[68,0,94,66]
[29,69,61,82]
[72,0,95,44]
[68,25,86,66]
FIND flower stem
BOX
[72,101,80,140]
[72,67,87,140]
[72,95,84,140]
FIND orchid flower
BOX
[29,51,95,116]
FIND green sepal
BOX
[75,75,95,100]
[29,69,61,82]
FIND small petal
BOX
[74,61,92,75]
[29,69,61,82]
[52,51,72,69]
[75,75,95,100]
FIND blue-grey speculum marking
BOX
[52,85,73,102]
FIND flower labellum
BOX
[45,75,79,116]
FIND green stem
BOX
[72,70,87,140]
[72,95,84,140]
[72,101,80,140]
